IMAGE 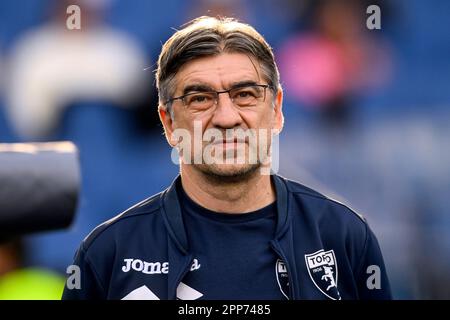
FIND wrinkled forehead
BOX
[173,53,263,93]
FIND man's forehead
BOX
[175,53,262,90]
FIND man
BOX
[62,16,392,300]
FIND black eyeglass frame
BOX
[163,84,274,109]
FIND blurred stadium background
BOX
[0,0,449,299]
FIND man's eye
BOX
[185,94,213,105]
[193,95,208,102]
[238,91,252,98]
[234,90,257,99]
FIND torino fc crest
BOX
[305,249,341,300]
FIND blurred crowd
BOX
[0,0,449,299]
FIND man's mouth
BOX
[210,137,248,147]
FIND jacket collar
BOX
[160,174,291,255]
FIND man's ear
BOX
[272,88,284,134]
[158,106,177,147]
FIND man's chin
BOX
[195,163,260,182]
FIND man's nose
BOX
[210,93,243,129]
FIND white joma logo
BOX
[121,258,201,274]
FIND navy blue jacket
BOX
[62,175,392,300]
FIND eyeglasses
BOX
[164,84,272,113]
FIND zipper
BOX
[171,254,193,300]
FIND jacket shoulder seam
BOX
[80,244,107,296]
[354,222,370,282]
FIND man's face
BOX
[160,52,283,179]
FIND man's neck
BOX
[180,165,276,213]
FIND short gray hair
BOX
[156,16,280,110]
